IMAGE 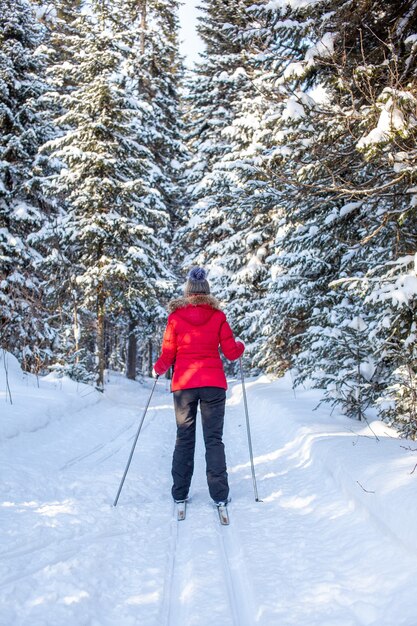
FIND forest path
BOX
[1,372,417,625]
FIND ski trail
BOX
[0,526,128,589]
[214,511,242,626]
[156,494,242,625]
[60,419,135,469]
[156,402,258,626]
[5,373,417,625]
[61,406,159,470]
[214,514,257,626]
[159,502,178,626]
[159,501,235,626]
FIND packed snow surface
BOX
[1,353,417,625]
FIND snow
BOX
[282,96,305,121]
[282,61,306,81]
[389,274,417,305]
[348,315,367,331]
[324,208,339,225]
[264,0,320,9]
[359,359,376,382]
[305,32,336,62]
[339,201,362,218]
[357,99,407,149]
[0,353,100,441]
[370,258,417,306]
[34,4,57,23]
[12,202,41,222]
[404,34,417,45]
[308,84,332,105]
[1,356,417,625]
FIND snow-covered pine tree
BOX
[28,0,93,383]
[253,0,417,427]
[345,1,417,433]
[196,8,283,366]
[78,0,184,379]
[206,1,307,368]
[179,3,256,265]
[179,0,279,372]
[119,0,184,378]
[303,0,417,423]
[249,3,375,385]
[360,253,417,437]
[245,0,340,376]
[41,1,175,388]
[0,0,55,372]
[135,0,184,226]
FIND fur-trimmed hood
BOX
[167,294,222,313]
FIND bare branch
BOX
[357,480,375,494]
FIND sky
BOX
[178,0,204,66]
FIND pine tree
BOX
[41,2,176,387]
[232,0,332,374]
[0,0,54,371]
[203,2,305,366]
[102,0,184,379]
[137,0,184,224]
[305,0,417,423]
[179,0,272,370]
[180,0,258,257]
[254,2,415,424]
[29,0,92,382]
[361,253,417,437]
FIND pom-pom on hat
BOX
[185,266,210,296]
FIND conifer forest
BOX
[1,0,417,438]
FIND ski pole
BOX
[239,357,261,502]
[113,377,158,507]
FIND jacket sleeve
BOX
[153,318,177,376]
[219,317,245,361]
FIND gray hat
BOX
[185,266,210,296]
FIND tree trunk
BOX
[96,281,105,390]
[148,338,153,377]
[126,319,138,380]
[73,300,79,363]
[141,0,147,55]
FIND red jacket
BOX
[154,295,245,391]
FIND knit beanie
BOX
[184,267,210,296]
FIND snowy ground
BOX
[1,352,417,626]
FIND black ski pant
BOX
[171,386,229,503]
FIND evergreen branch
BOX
[256,163,409,199]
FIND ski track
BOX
[159,461,255,625]
[61,406,159,470]
[2,374,417,625]
[213,509,256,626]
[224,382,417,626]
[1,377,259,626]
[158,502,178,626]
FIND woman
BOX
[153,267,245,505]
